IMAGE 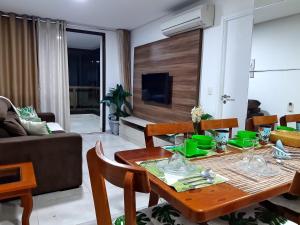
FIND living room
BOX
[1,0,300,225]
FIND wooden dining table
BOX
[115,146,292,223]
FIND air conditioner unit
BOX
[161,4,215,37]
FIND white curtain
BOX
[37,19,70,131]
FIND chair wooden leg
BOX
[148,191,159,207]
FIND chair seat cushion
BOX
[269,195,300,213]
[113,203,288,225]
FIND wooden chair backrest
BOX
[280,114,300,126]
[87,141,151,225]
[245,118,255,131]
[144,122,194,148]
[289,171,300,196]
[200,118,239,138]
[252,115,278,130]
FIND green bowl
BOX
[195,149,209,156]
[197,143,213,150]
[228,139,255,148]
[192,135,212,145]
[236,130,257,139]
[185,149,209,158]
[276,126,296,131]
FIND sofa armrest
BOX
[37,112,55,122]
[0,133,82,195]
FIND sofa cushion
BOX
[20,119,49,136]
[17,106,41,122]
[0,99,9,122]
[2,111,27,136]
[0,126,10,138]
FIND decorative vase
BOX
[193,122,200,135]
[109,118,120,135]
[214,130,229,152]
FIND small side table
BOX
[0,163,37,225]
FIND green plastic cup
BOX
[184,139,198,156]
[236,130,257,139]
[192,135,212,145]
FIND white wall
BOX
[131,0,254,119]
[249,14,300,118]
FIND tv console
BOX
[119,116,173,147]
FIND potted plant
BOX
[191,105,213,134]
[101,84,132,135]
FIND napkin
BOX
[272,140,291,159]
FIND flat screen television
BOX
[142,73,172,104]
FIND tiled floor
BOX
[70,114,101,133]
[0,133,147,225]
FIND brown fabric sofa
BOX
[0,112,83,195]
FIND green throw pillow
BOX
[17,106,41,122]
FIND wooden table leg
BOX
[21,193,33,225]
[148,191,159,207]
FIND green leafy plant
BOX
[136,212,151,225]
[201,113,213,120]
[114,212,151,225]
[254,207,287,225]
[220,212,257,225]
[100,84,132,121]
[191,106,213,134]
[152,204,181,225]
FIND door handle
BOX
[221,94,231,99]
[221,94,235,104]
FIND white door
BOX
[220,13,254,130]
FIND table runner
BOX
[192,147,300,194]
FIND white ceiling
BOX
[0,0,197,30]
[255,0,300,23]
[67,32,100,50]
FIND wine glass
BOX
[240,138,256,170]
[174,133,184,146]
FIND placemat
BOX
[192,147,298,194]
[138,158,227,192]
[162,145,233,160]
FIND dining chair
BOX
[247,115,278,131]
[261,171,300,225]
[199,118,239,138]
[87,141,200,225]
[280,114,300,126]
[87,141,284,225]
[144,121,194,207]
[144,121,194,148]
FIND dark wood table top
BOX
[0,162,37,199]
[115,147,291,223]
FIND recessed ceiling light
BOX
[74,0,87,2]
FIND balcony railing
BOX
[69,86,100,115]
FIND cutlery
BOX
[178,168,216,183]
[178,175,204,183]
[189,178,215,188]
[182,177,213,185]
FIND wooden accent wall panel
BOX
[133,30,202,123]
